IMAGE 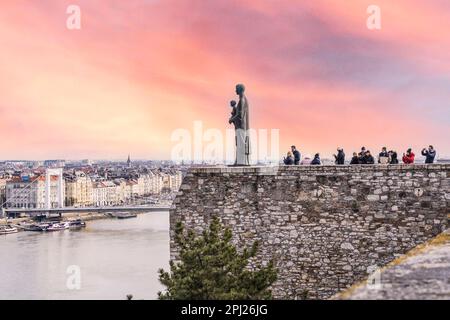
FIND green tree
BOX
[158,217,277,300]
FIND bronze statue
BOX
[229,84,250,165]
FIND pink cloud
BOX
[0,0,448,160]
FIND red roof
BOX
[8,175,59,183]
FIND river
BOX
[0,211,169,300]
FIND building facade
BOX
[0,178,7,206]
[6,175,64,209]
[92,182,108,207]
[65,171,93,207]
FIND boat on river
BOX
[46,222,69,232]
[21,220,84,232]
[68,219,86,229]
[0,225,18,235]
[23,224,46,232]
[114,212,137,219]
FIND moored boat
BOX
[24,224,46,232]
[46,223,68,232]
[39,223,52,231]
[0,225,18,235]
[68,219,86,229]
[115,212,137,219]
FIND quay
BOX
[1,205,170,226]
[0,205,170,223]
[3,205,170,217]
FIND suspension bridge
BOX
[1,168,170,218]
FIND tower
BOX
[127,154,131,168]
[45,168,64,209]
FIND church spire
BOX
[127,154,131,168]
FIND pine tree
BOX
[158,217,277,300]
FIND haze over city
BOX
[1,0,449,160]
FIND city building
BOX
[0,178,7,206]
[43,159,65,168]
[5,175,65,209]
[1,160,184,209]
[92,181,108,207]
[104,181,118,205]
[65,171,94,207]
[127,155,131,168]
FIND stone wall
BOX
[170,164,450,299]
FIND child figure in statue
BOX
[229,100,238,129]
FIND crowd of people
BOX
[283,145,437,166]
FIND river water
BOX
[0,211,169,300]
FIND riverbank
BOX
[0,210,148,226]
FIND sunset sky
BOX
[1,0,449,160]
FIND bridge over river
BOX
[3,205,170,218]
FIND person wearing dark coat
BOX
[421,145,436,164]
[311,153,321,165]
[362,150,375,164]
[358,146,366,163]
[283,151,294,165]
[291,145,301,165]
[389,150,399,164]
[333,148,345,165]
[350,152,359,164]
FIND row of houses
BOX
[3,170,183,209]
[3,175,62,209]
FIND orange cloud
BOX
[0,0,448,160]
